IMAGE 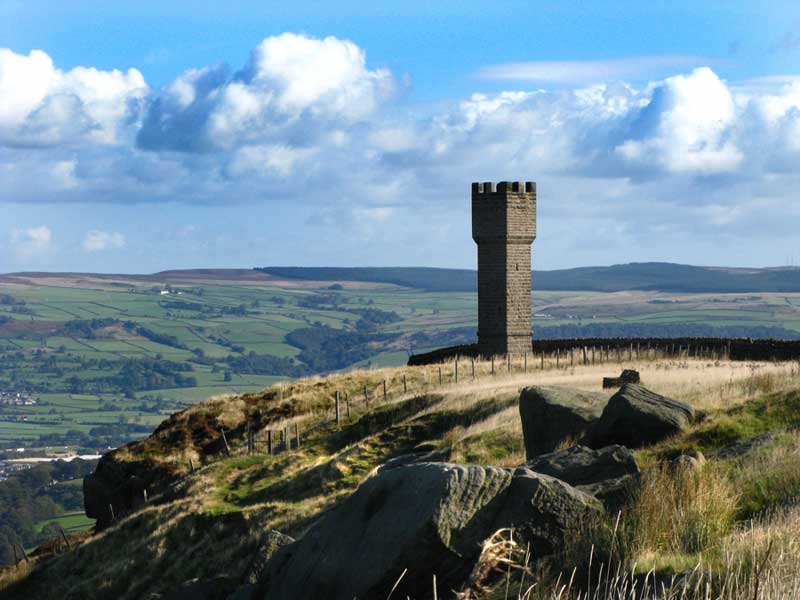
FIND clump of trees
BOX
[0,458,97,566]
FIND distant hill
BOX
[256,267,477,292]
[257,263,800,293]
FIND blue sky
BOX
[2,1,800,273]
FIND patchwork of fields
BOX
[1,269,800,450]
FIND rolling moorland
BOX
[2,263,800,575]
[2,355,800,598]
[2,264,800,453]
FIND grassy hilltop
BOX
[3,354,800,598]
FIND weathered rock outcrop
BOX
[587,383,695,449]
[260,462,600,600]
[84,456,153,528]
[526,445,640,510]
[519,386,608,459]
[84,401,248,529]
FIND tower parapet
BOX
[471,181,537,356]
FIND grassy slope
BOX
[3,357,800,598]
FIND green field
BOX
[1,270,799,449]
[35,510,95,536]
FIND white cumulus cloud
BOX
[614,68,742,174]
[3,37,800,268]
[137,33,394,152]
[0,48,147,146]
[11,225,52,257]
[83,230,125,252]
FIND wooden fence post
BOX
[383,380,387,400]
[220,428,230,457]
[556,349,560,369]
[335,391,341,425]
[455,359,459,384]
[438,367,443,385]
[582,346,587,366]
[471,357,475,379]
[524,352,527,373]
[570,348,574,367]
[403,374,407,393]
[285,426,291,450]
[507,354,511,372]
[267,430,273,455]
[364,386,370,410]
[491,356,495,375]
[295,423,300,448]
[346,392,351,420]
[58,525,71,549]
[541,352,544,370]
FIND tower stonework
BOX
[471,181,537,357]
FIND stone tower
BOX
[471,181,537,357]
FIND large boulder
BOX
[519,386,608,459]
[84,464,149,528]
[261,462,600,600]
[526,445,639,510]
[587,384,695,449]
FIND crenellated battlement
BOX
[472,180,537,245]
[472,181,536,195]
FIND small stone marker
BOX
[602,369,641,389]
